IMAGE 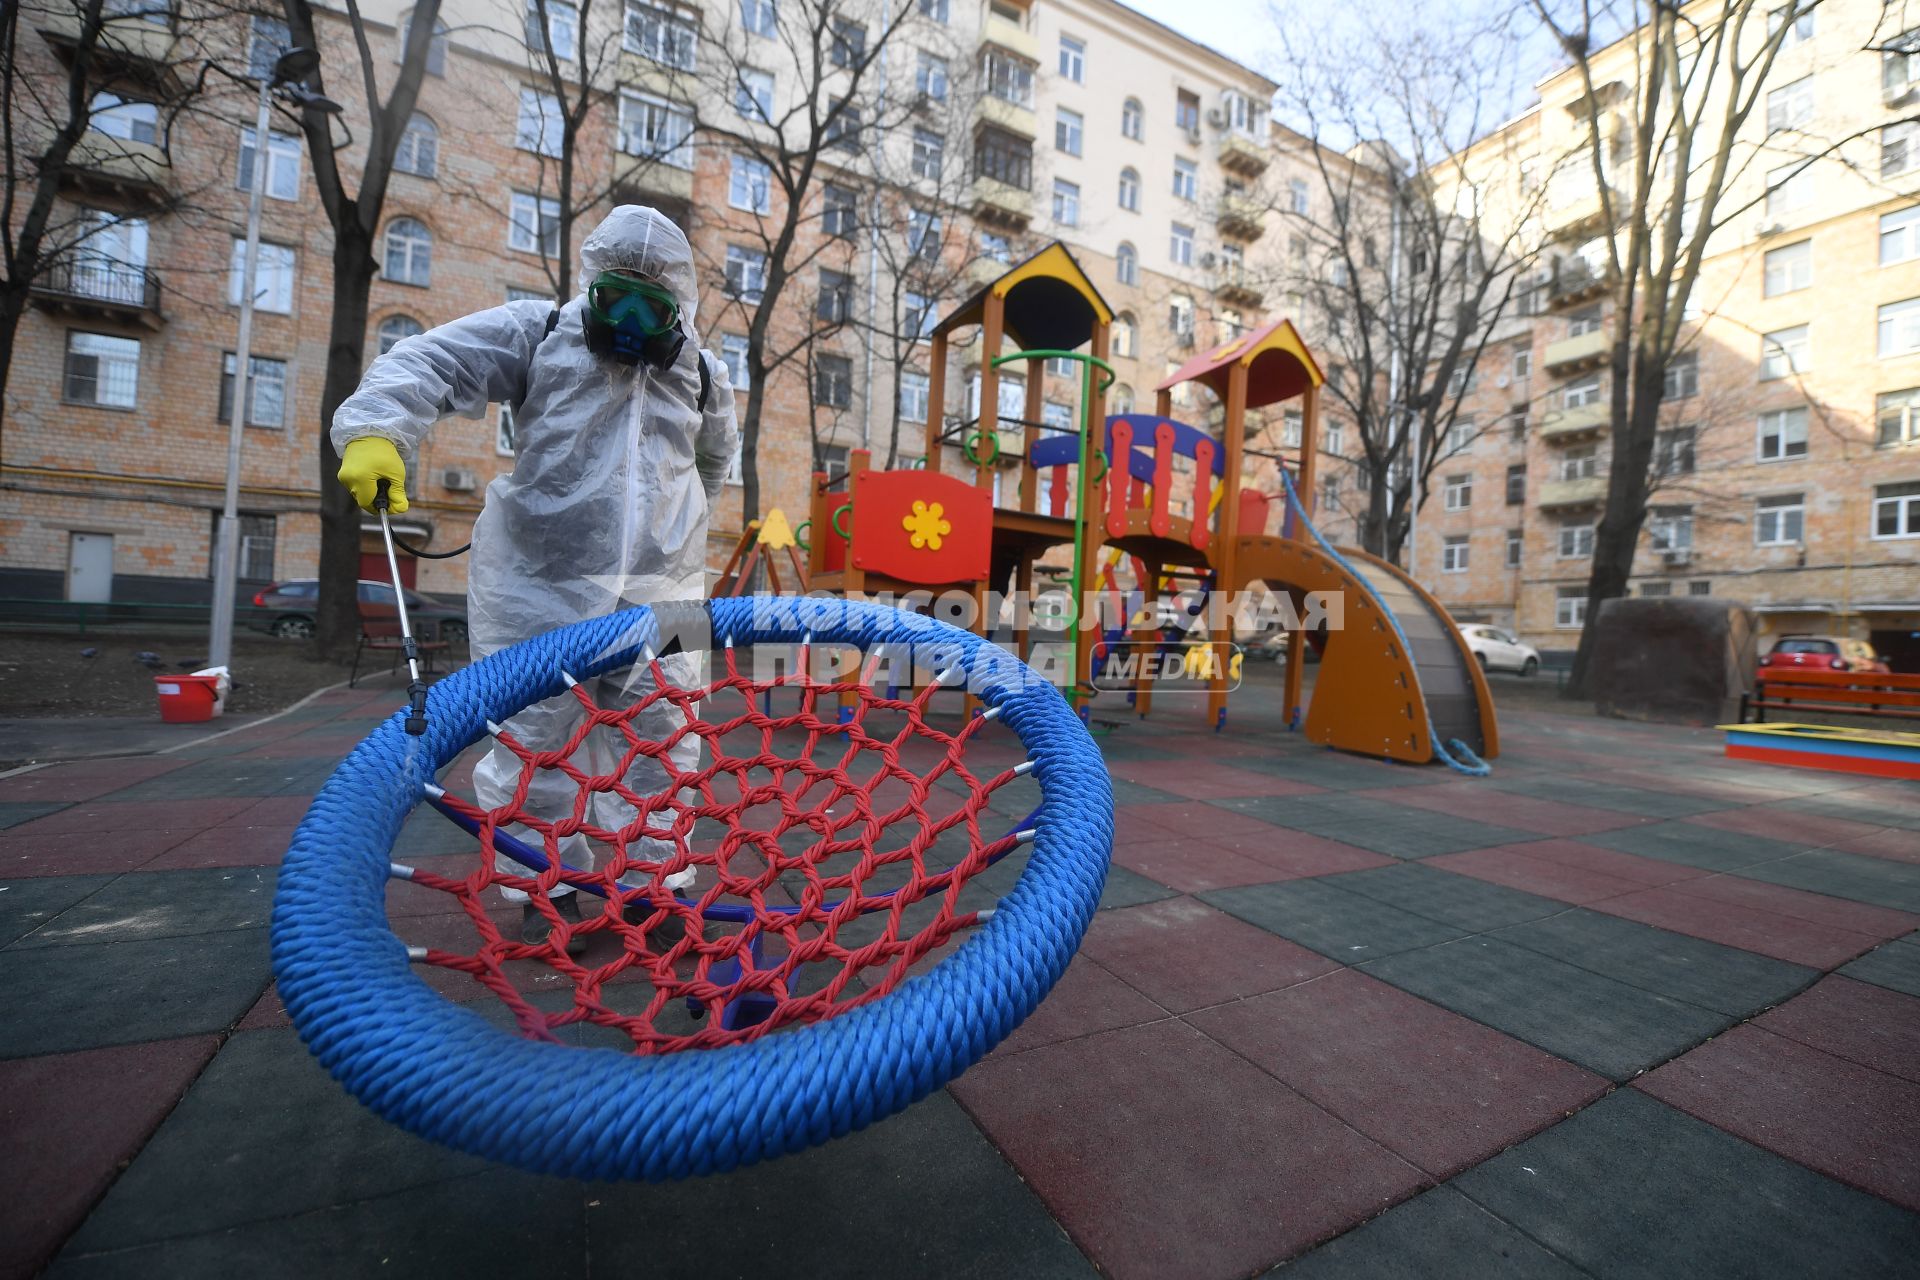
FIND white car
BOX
[1462,625,1541,676]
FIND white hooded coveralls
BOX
[331,206,740,899]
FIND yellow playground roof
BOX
[932,242,1114,353]
[1156,317,1324,409]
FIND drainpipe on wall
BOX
[859,0,893,455]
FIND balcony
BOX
[1218,134,1270,178]
[1542,328,1608,372]
[1544,182,1623,240]
[612,160,692,207]
[31,257,164,329]
[1548,260,1612,308]
[54,134,172,205]
[970,174,1032,229]
[981,12,1038,63]
[1216,193,1266,241]
[1537,473,1607,509]
[38,7,183,93]
[1538,401,1608,441]
[1213,266,1264,308]
[977,92,1036,140]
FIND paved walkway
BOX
[2,669,1918,1278]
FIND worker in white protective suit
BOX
[332,206,739,949]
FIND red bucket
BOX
[154,673,224,724]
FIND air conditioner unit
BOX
[1663,549,1692,567]
[1205,107,1227,129]
[441,467,478,492]
[1182,125,1201,145]
[1755,221,1786,238]
[1495,373,1511,389]
[1199,251,1217,269]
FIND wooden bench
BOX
[1741,668,1920,723]
[350,619,450,688]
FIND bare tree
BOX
[278,0,443,657]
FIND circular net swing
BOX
[271,597,1112,1181]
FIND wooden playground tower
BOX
[805,243,1497,766]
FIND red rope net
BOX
[401,644,1033,1055]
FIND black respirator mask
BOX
[582,271,687,370]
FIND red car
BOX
[1758,635,1891,674]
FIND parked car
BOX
[1758,635,1889,674]
[1249,632,1322,663]
[1462,625,1541,676]
[250,578,468,646]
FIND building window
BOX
[377,315,424,353]
[1874,482,1920,538]
[619,92,693,167]
[624,2,696,69]
[1757,407,1808,461]
[1768,4,1814,43]
[1045,355,1075,378]
[509,192,562,256]
[1763,240,1811,296]
[900,370,930,422]
[218,353,287,428]
[1112,312,1136,358]
[729,153,771,212]
[816,269,852,324]
[1280,409,1302,447]
[1505,464,1526,506]
[1558,523,1595,558]
[828,16,866,68]
[1505,529,1522,567]
[1052,179,1080,227]
[380,218,432,286]
[919,0,949,21]
[1563,375,1602,409]
[1117,167,1140,212]
[516,87,563,156]
[1116,242,1138,286]
[1640,581,1671,598]
[395,113,437,177]
[725,245,768,302]
[1654,426,1696,476]
[740,0,776,38]
[1765,163,1811,217]
[1560,444,1600,481]
[1886,28,1920,96]
[1173,157,1197,201]
[229,239,295,312]
[823,184,858,237]
[89,92,159,145]
[1055,108,1083,157]
[1059,35,1084,83]
[1567,305,1603,338]
[1444,474,1472,511]
[526,0,577,57]
[719,332,750,390]
[63,332,140,407]
[1755,493,1805,545]
[1513,347,1531,380]
[1886,121,1918,179]
[1880,298,1920,358]
[1648,507,1694,552]
[1882,206,1920,266]
[1168,294,1194,340]
[1765,76,1813,133]
[398,13,448,75]
[1555,588,1587,629]
[908,209,940,258]
[1175,88,1200,135]
[1878,387,1920,447]
[973,127,1031,190]
[1121,97,1142,141]
[982,49,1034,108]
[814,353,852,407]
[1170,222,1194,266]
[1286,178,1309,217]
[1321,476,1342,508]
[246,12,292,76]
[917,51,948,101]
[1509,409,1528,441]
[1761,324,1808,380]
[1442,535,1469,572]
[1688,579,1711,596]
[911,128,944,180]
[237,127,299,200]
[735,67,774,120]
[1325,422,1344,455]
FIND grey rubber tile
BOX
[1454,1091,1920,1279]
[1492,909,1816,1017]
[1778,791,1920,832]
[1225,754,1451,791]
[1584,822,1812,873]
[0,876,113,947]
[0,930,270,1058]
[51,1169,582,1279]
[1839,934,1920,998]
[590,1092,1093,1279]
[1107,781,1185,805]
[1201,878,1468,963]
[9,867,276,948]
[1099,863,1179,911]
[0,801,71,830]
[1274,1185,1583,1279]
[1324,864,1569,932]
[109,758,343,800]
[64,1029,490,1254]
[1484,776,1727,818]
[1361,936,1729,1081]
[1214,795,1534,859]
[1735,849,1920,914]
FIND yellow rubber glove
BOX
[338,437,409,514]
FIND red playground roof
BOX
[1155,317,1324,409]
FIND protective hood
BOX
[577,205,699,325]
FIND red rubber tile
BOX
[1638,1023,1920,1211]
[1111,838,1300,893]
[1190,968,1607,1178]
[1115,801,1293,841]
[1110,760,1324,801]
[0,757,187,804]
[1078,896,1338,1013]
[1428,844,1650,905]
[1222,827,1396,880]
[0,827,197,877]
[1592,886,1884,968]
[951,1020,1425,1279]
[232,795,317,826]
[238,983,292,1029]
[1606,769,1776,806]
[11,797,257,835]
[1662,874,1920,940]
[0,1034,219,1278]
[1514,838,1710,887]
[1686,806,1888,849]
[1754,976,1920,1084]
[994,955,1168,1057]
[143,825,298,870]
[1353,784,1649,837]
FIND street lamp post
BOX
[207,48,338,673]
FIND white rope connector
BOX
[976,907,997,923]
[424,782,447,800]
[1014,827,1038,845]
[1013,759,1036,776]
[559,670,579,688]
[389,861,417,881]
[484,719,505,738]
[404,945,430,962]
[979,705,1003,721]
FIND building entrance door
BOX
[67,532,114,602]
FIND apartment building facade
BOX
[1415,0,1920,666]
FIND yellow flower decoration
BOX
[902,500,951,551]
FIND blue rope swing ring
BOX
[271,597,1113,1181]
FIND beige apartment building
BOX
[1413,0,1920,667]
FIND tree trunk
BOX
[0,285,27,454]
[738,376,764,525]
[313,230,378,660]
